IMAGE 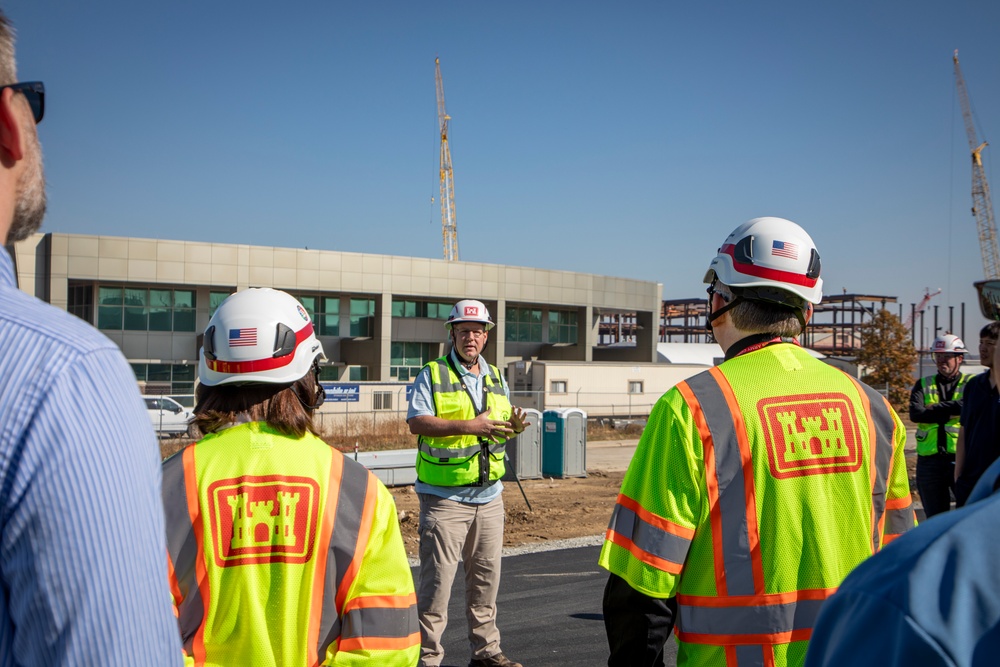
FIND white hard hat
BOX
[704,217,823,308]
[931,334,967,355]
[445,299,495,331]
[198,288,326,386]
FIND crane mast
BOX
[954,50,1000,280]
[436,57,459,262]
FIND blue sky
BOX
[6,1,1000,338]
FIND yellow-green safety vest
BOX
[415,356,512,486]
[914,374,972,456]
[598,343,916,667]
[162,422,419,666]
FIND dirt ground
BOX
[390,471,627,558]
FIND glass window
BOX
[318,366,340,381]
[548,310,578,344]
[350,298,375,337]
[288,293,340,336]
[148,289,172,331]
[67,282,94,323]
[96,286,197,332]
[209,291,231,317]
[628,380,644,394]
[348,366,368,381]
[505,306,543,343]
[320,297,340,336]
[551,380,567,394]
[172,290,196,332]
[390,341,434,381]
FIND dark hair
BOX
[715,282,803,337]
[981,321,1000,340]
[193,372,320,438]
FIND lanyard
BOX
[446,354,490,416]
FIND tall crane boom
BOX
[435,57,459,262]
[954,50,1000,279]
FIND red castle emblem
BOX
[207,475,320,567]
[464,305,479,317]
[757,393,863,479]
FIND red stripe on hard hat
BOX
[721,244,818,288]
[205,322,314,375]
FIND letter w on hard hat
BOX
[703,217,823,332]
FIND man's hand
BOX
[469,412,513,443]
[509,406,531,434]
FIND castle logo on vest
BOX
[207,475,320,566]
[757,393,863,479]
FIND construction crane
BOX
[954,50,1000,280]
[903,287,942,330]
[435,57,459,262]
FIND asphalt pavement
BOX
[411,543,678,667]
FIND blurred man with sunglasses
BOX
[909,334,973,517]
[0,11,181,665]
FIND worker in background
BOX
[407,299,529,667]
[954,321,1000,506]
[909,334,972,517]
[599,217,915,667]
[0,10,182,665]
[162,288,418,666]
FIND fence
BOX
[151,386,664,436]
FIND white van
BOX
[143,396,193,437]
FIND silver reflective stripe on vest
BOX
[678,597,826,637]
[341,604,420,642]
[317,457,372,657]
[886,504,915,535]
[853,379,895,552]
[162,451,203,655]
[430,358,464,394]
[684,372,756,596]
[417,441,508,459]
[607,504,692,568]
[419,441,481,459]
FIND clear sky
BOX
[5,1,1000,339]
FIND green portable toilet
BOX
[541,408,587,478]
[503,408,542,480]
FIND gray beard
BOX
[6,129,47,243]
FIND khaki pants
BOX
[417,493,505,667]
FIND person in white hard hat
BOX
[909,333,974,517]
[162,288,419,666]
[599,217,915,666]
[406,298,529,667]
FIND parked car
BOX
[143,395,194,437]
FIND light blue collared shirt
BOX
[0,248,182,666]
[407,350,506,504]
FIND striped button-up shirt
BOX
[0,248,181,666]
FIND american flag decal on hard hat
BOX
[229,328,257,347]
[771,240,798,260]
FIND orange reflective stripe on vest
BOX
[606,494,694,574]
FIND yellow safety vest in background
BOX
[415,356,512,486]
[599,343,915,667]
[914,373,972,456]
[163,422,419,667]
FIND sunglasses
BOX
[2,82,44,124]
